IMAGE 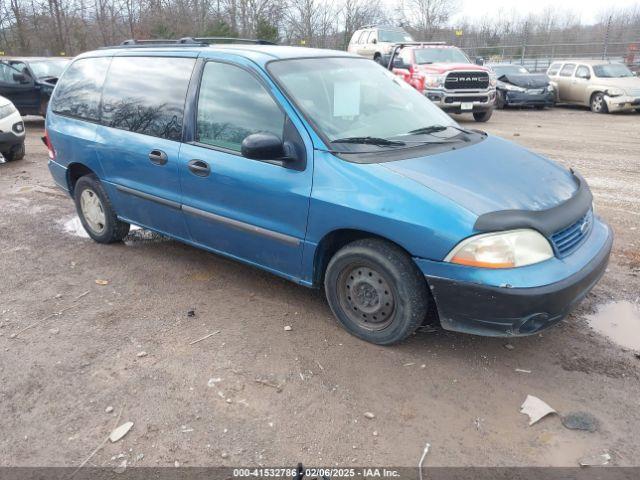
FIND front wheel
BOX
[4,142,25,161]
[473,108,493,122]
[74,174,130,243]
[324,239,429,345]
[590,92,608,113]
[495,91,506,109]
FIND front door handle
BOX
[149,149,168,165]
[188,159,210,177]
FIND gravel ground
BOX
[0,107,639,469]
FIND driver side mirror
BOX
[474,57,484,66]
[13,73,31,84]
[371,38,377,44]
[241,133,287,161]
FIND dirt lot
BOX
[1,107,639,469]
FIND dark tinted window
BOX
[559,63,576,77]
[196,62,285,152]
[51,57,111,121]
[101,56,195,141]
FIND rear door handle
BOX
[149,149,168,165]
[188,159,210,177]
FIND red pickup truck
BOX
[387,43,497,122]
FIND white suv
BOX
[347,26,414,64]
[0,95,25,162]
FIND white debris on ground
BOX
[520,395,557,426]
[109,422,134,443]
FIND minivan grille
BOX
[551,210,593,257]
[444,71,490,90]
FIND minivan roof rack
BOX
[391,41,447,47]
[112,37,276,48]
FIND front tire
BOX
[496,91,506,109]
[473,108,493,122]
[324,238,429,345]
[4,142,25,161]
[74,174,130,243]
[590,92,608,113]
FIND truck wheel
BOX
[324,238,429,345]
[74,174,130,243]
[473,109,493,122]
[590,92,608,113]
[373,53,383,65]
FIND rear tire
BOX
[74,174,130,243]
[324,238,429,345]
[590,92,608,113]
[473,108,493,122]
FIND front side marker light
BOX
[445,229,554,269]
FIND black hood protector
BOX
[499,73,550,88]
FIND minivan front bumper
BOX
[414,218,613,336]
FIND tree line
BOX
[0,0,639,57]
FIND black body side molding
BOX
[473,172,593,236]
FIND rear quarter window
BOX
[51,57,111,121]
[100,56,195,141]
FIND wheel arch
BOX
[311,228,415,287]
[66,162,96,195]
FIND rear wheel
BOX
[74,174,130,243]
[590,92,608,113]
[473,108,493,122]
[324,238,429,345]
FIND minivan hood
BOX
[382,135,577,216]
[598,76,640,92]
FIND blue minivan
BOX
[45,40,612,345]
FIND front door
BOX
[94,55,196,239]
[179,60,313,280]
[0,62,37,113]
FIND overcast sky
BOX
[448,0,639,25]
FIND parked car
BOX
[347,25,413,64]
[0,95,25,162]
[387,43,496,121]
[490,64,555,109]
[547,60,640,113]
[0,57,70,116]
[46,40,612,345]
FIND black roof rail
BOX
[192,37,276,45]
[107,37,275,49]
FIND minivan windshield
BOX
[268,57,456,149]
[414,48,470,64]
[593,63,634,78]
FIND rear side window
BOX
[51,57,110,121]
[559,63,576,77]
[196,62,285,152]
[547,63,561,76]
[101,56,195,141]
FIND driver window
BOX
[196,62,285,153]
[575,66,590,79]
[0,63,27,85]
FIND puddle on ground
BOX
[586,301,640,350]
[61,216,165,245]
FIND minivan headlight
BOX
[444,229,553,268]
[0,103,17,120]
[606,88,624,97]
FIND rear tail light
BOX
[42,130,56,160]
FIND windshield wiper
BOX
[407,125,477,140]
[331,136,406,147]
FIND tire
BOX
[495,91,506,109]
[590,92,608,113]
[534,105,545,110]
[324,238,429,345]
[473,108,493,122]
[74,174,130,243]
[373,53,384,65]
[5,142,25,161]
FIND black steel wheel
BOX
[324,238,429,345]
